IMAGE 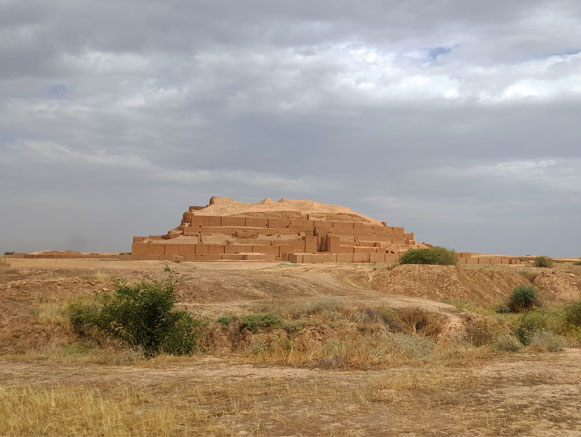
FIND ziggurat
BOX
[132,196,426,263]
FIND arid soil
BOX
[1,258,581,435]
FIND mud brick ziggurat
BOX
[132,196,426,263]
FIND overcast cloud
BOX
[1,0,580,256]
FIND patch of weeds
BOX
[317,341,347,369]
[444,300,488,314]
[528,331,565,352]
[533,256,553,268]
[248,339,273,355]
[516,312,548,345]
[240,313,282,332]
[519,270,539,283]
[494,335,522,352]
[573,260,581,266]
[508,285,541,312]
[564,301,581,327]
[494,305,511,314]
[164,265,172,272]
[282,320,305,334]
[0,259,10,267]
[465,318,498,347]
[390,333,435,360]
[217,315,234,326]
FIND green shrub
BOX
[564,301,581,327]
[494,305,510,314]
[533,256,553,268]
[217,315,234,326]
[528,331,565,352]
[508,285,540,312]
[574,260,581,266]
[69,277,203,356]
[240,313,282,332]
[516,312,547,345]
[3,251,14,256]
[400,247,458,266]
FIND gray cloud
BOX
[1,0,580,256]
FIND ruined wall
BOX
[131,208,524,265]
[131,210,423,263]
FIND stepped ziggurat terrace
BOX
[131,196,426,263]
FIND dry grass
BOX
[0,367,480,436]
[0,258,10,267]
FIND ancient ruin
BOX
[131,196,427,263]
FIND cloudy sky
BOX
[1,0,580,256]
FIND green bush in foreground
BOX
[400,247,458,266]
[508,285,541,313]
[70,277,203,356]
[533,256,553,268]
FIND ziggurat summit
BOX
[132,196,426,263]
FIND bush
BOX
[3,251,14,256]
[240,313,282,332]
[217,315,234,326]
[516,312,547,345]
[528,331,565,352]
[533,256,553,268]
[494,335,522,352]
[564,301,581,327]
[400,247,457,266]
[508,285,540,312]
[574,259,581,266]
[70,277,203,356]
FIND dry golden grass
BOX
[0,366,482,436]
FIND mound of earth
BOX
[192,196,384,224]
[367,265,581,306]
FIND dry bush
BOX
[395,307,443,337]
[528,331,565,352]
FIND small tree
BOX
[400,247,458,266]
[508,285,541,312]
[533,256,553,268]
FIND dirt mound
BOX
[192,196,383,224]
[368,265,581,306]
[533,271,581,302]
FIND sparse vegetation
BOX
[0,259,10,267]
[528,330,565,352]
[574,259,581,266]
[508,285,541,312]
[494,335,522,352]
[240,313,282,332]
[400,246,458,265]
[516,312,548,345]
[69,277,203,356]
[3,251,14,255]
[564,301,581,327]
[533,256,553,268]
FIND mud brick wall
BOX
[132,212,424,263]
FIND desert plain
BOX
[1,255,581,436]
